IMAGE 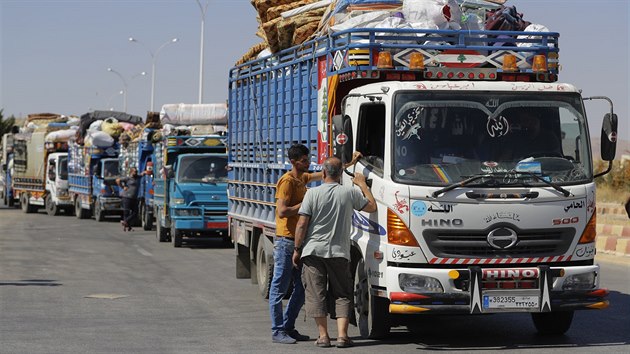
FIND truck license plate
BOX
[483,295,539,310]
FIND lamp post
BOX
[129,37,178,111]
[107,68,129,112]
[195,0,209,104]
[106,68,146,112]
[106,90,124,111]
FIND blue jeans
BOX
[269,236,305,334]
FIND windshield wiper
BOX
[431,172,572,198]
[511,171,572,197]
[431,174,498,198]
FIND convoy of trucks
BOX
[227,24,617,336]
[0,1,622,341]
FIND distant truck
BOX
[228,24,616,336]
[153,103,229,247]
[69,110,143,221]
[12,114,73,215]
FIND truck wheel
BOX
[531,311,574,335]
[45,195,59,216]
[255,238,273,299]
[354,257,391,339]
[94,201,105,222]
[171,226,183,248]
[21,194,36,214]
[75,198,88,219]
[156,211,169,242]
[141,202,153,231]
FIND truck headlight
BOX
[562,272,596,291]
[399,274,444,294]
[172,198,185,205]
[173,209,200,217]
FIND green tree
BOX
[0,109,16,138]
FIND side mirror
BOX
[600,113,618,161]
[48,172,56,181]
[1,163,6,172]
[331,114,354,165]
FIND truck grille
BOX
[423,228,575,258]
[198,202,227,217]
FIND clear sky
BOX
[0,0,628,141]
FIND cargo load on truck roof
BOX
[159,103,228,126]
[238,0,557,78]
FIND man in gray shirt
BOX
[292,157,376,348]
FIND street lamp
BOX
[106,68,146,112]
[106,90,124,111]
[195,0,209,104]
[129,36,178,111]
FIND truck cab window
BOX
[356,103,385,174]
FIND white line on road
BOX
[135,246,152,257]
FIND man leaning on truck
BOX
[270,144,361,344]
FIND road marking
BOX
[84,294,129,300]
[135,246,152,257]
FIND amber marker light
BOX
[387,209,419,246]
[531,55,548,72]
[579,212,597,244]
[377,51,394,69]
[502,54,518,72]
[409,52,425,70]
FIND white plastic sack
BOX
[85,131,114,148]
[517,24,552,68]
[88,120,103,132]
[160,103,228,126]
[402,0,462,30]
[45,129,76,142]
[330,10,392,32]
[282,0,333,19]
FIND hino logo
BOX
[487,227,518,249]
[421,219,463,227]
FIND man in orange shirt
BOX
[270,144,361,344]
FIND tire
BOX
[354,257,391,339]
[141,202,153,231]
[531,311,574,335]
[75,198,89,219]
[171,226,183,248]
[45,195,59,216]
[21,194,36,214]
[255,238,273,299]
[156,210,170,242]
[94,200,105,222]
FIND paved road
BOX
[1,204,629,353]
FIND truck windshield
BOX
[102,160,119,178]
[58,156,68,180]
[392,91,592,187]
[177,155,228,183]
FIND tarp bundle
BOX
[160,103,228,126]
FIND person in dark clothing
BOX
[116,167,143,232]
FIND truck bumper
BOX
[385,264,608,315]
[100,197,122,211]
[173,218,228,237]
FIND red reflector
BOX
[457,72,465,78]
[361,71,367,78]
[500,282,517,289]
[371,71,378,77]
[447,72,454,79]
[385,73,400,80]
[587,288,609,297]
[390,292,430,302]
[489,73,496,79]
[484,282,498,289]
[468,73,475,79]
[517,74,530,81]
[519,281,536,289]
[478,73,485,79]
[352,72,357,78]
[206,222,228,229]
[436,72,444,78]
[425,71,433,78]
[149,189,154,195]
